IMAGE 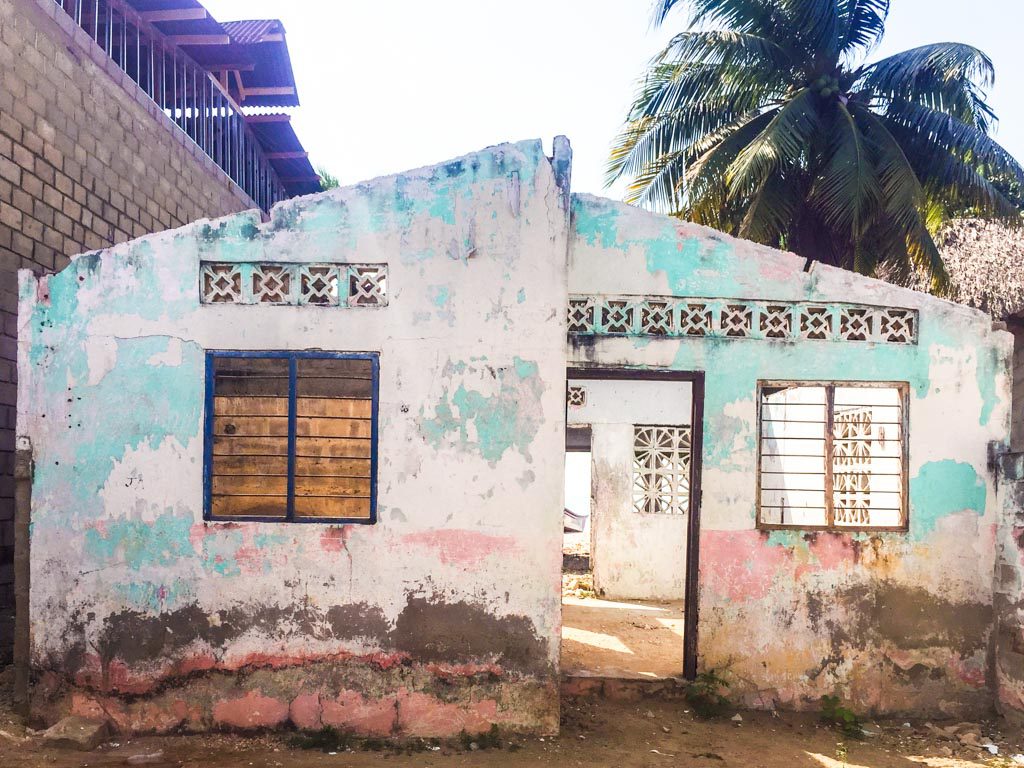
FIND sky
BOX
[202,0,1024,197]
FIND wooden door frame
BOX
[566,366,705,680]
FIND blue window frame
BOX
[203,350,379,524]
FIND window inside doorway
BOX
[632,425,691,515]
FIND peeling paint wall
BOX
[569,194,1012,717]
[19,137,1017,729]
[994,453,1024,723]
[19,140,570,735]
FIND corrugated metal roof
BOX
[222,19,285,45]
[122,0,314,197]
[247,114,321,197]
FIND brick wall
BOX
[0,0,256,653]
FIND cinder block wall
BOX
[0,0,254,647]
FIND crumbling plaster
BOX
[18,140,571,735]
[16,136,1021,733]
[569,194,1012,717]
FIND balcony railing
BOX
[53,0,288,212]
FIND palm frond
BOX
[808,102,881,236]
[852,105,949,287]
[607,55,788,189]
[778,0,842,59]
[838,0,889,56]
[857,43,995,127]
[726,89,820,198]
[895,131,1024,221]
[631,58,786,121]
[882,100,1024,186]
[623,149,688,212]
[685,110,778,228]
[738,170,805,243]
[656,30,794,70]
[653,0,780,34]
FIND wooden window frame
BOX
[203,350,380,525]
[755,380,909,533]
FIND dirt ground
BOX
[2,672,1024,768]
[562,595,686,678]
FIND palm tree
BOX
[608,0,1024,287]
[318,167,340,191]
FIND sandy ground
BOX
[1,689,1023,768]
[562,596,686,678]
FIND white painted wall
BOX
[18,140,572,735]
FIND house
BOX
[0,0,318,653]
[16,138,1024,735]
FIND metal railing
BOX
[53,0,288,212]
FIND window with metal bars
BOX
[756,382,908,531]
[204,351,379,523]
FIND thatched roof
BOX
[933,219,1024,319]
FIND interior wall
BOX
[567,378,692,600]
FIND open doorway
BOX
[561,369,703,680]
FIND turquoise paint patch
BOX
[254,531,290,549]
[645,234,702,295]
[84,512,193,570]
[909,460,986,538]
[451,384,521,462]
[201,529,245,577]
[976,345,1000,426]
[32,337,205,515]
[420,359,544,463]
[428,285,450,308]
[113,578,195,611]
[572,197,623,249]
[513,357,539,380]
[517,288,526,304]
[30,336,204,533]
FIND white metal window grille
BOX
[567,295,918,345]
[834,408,873,524]
[757,382,907,530]
[632,425,691,515]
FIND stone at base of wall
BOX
[30,660,559,737]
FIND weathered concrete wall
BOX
[19,140,570,735]
[566,378,692,599]
[0,0,256,636]
[994,452,1024,722]
[1006,322,1024,453]
[568,194,1012,717]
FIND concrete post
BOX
[13,438,32,715]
